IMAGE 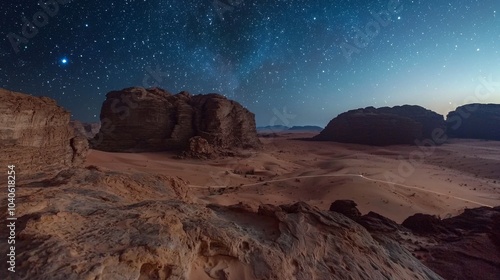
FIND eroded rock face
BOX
[329,199,361,219]
[5,170,443,280]
[91,87,261,153]
[376,105,446,139]
[334,202,500,280]
[314,105,445,146]
[182,136,216,159]
[314,108,423,145]
[406,207,500,280]
[447,104,500,140]
[0,88,88,179]
[70,121,101,139]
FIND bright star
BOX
[61,58,68,64]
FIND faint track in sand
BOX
[192,173,494,208]
[441,144,500,153]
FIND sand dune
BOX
[86,133,500,223]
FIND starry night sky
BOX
[1,0,499,126]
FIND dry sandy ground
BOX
[86,133,500,223]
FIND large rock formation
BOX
[314,108,423,145]
[91,87,261,153]
[0,88,88,179]
[314,105,445,146]
[376,105,446,139]
[446,104,500,140]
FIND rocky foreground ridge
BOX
[314,105,446,146]
[2,167,499,280]
[0,88,88,178]
[91,87,261,154]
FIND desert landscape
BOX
[87,134,500,224]
[1,87,499,280]
[3,1,499,279]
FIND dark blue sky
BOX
[1,0,499,126]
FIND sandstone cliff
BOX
[377,105,446,139]
[447,104,500,140]
[0,88,88,179]
[314,108,423,145]
[314,105,445,146]
[91,87,261,153]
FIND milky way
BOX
[1,0,499,126]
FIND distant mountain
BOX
[256,125,323,133]
[256,125,289,132]
[288,126,323,132]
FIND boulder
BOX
[329,200,362,219]
[0,88,88,179]
[182,136,215,159]
[446,104,500,140]
[402,213,447,235]
[70,121,101,139]
[314,105,445,146]
[91,87,261,153]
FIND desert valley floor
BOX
[87,133,500,223]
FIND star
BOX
[1,0,498,125]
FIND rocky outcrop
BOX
[6,170,443,280]
[331,202,500,280]
[329,200,361,219]
[70,121,101,139]
[314,105,445,146]
[0,88,88,179]
[91,87,261,153]
[446,104,500,140]
[402,207,500,280]
[181,136,216,159]
[314,108,423,145]
[377,105,446,139]
[401,213,450,235]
